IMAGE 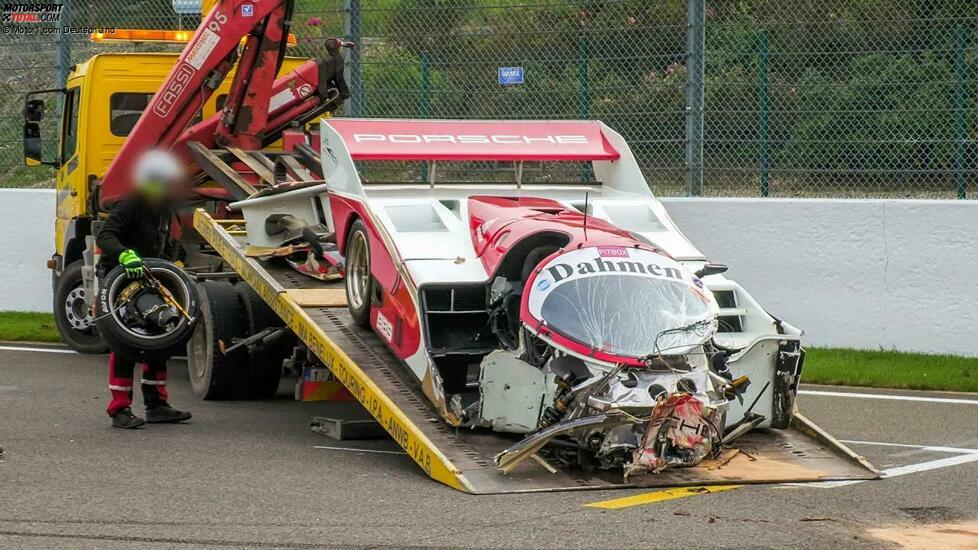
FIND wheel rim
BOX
[64,285,95,331]
[347,231,370,310]
[106,267,192,341]
[188,321,210,384]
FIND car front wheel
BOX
[345,219,374,328]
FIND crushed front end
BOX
[482,245,801,480]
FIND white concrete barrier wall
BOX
[0,189,56,313]
[662,198,977,357]
[0,189,974,356]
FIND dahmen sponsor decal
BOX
[545,254,685,283]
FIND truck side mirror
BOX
[22,95,60,167]
[23,122,47,166]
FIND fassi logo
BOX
[352,134,589,145]
[153,63,195,117]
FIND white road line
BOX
[839,439,978,455]
[313,445,406,455]
[806,453,978,488]
[787,439,978,488]
[0,345,76,355]
[883,453,978,477]
[799,389,978,405]
[0,345,189,362]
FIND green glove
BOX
[119,249,144,279]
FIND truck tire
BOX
[234,281,292,398]
[187,280,250,400]
[95,259,199,360]
[53,260,108,354]
[345,219,374,328]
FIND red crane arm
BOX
[98,0,349,208]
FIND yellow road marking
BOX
[584,485,743,510]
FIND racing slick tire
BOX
[95,259,199,360]
[234,281,293,398]
[345,219,375,328]
[187,280,250,400]
[53,260,108,354]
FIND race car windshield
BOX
[539,274,715,358]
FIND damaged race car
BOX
[232,118,852,484]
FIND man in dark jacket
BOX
[97,150,192,429]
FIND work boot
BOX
[112,408,146,429]
[145,403,192,424]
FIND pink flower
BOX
[307,16,321,27]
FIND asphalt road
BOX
[2,345,977,549]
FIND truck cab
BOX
[23,52,307,352]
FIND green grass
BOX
[0,312,974,392]
[0,312,61,343]
[804,348,978,393]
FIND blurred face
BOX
[131,150,186,205]
[135,177,173,203]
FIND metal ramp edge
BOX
[194,209,880,494]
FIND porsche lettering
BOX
[352,133,589,145]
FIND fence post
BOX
[955,24,967,199]
[685,0,705,196]
[420,50,431,118]
[578,33,590,118]
[578,33,590,183]
[758,29,769,197]
[56,0,72,100]
[420,50,431,181]
[344,0,364,117]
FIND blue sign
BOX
[498,66,524,85]
[241,4,254,17]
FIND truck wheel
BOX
[345,219,374,328]
[53,260,108,354]
[234,281,292,398]
[187,280,250,400]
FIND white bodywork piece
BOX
[478,351,556,433]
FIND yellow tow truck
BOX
[24,45,307,353]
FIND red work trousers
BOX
[107,352,169,416]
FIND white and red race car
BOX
[236,118,804,478]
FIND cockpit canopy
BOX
[522,246,718,360]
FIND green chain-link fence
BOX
[1,0,975,198]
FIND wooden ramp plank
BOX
[286,288,347,307]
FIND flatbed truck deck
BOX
[194,209,879,494]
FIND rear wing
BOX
[319,118,653,198]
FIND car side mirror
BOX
[694,263,728,278]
